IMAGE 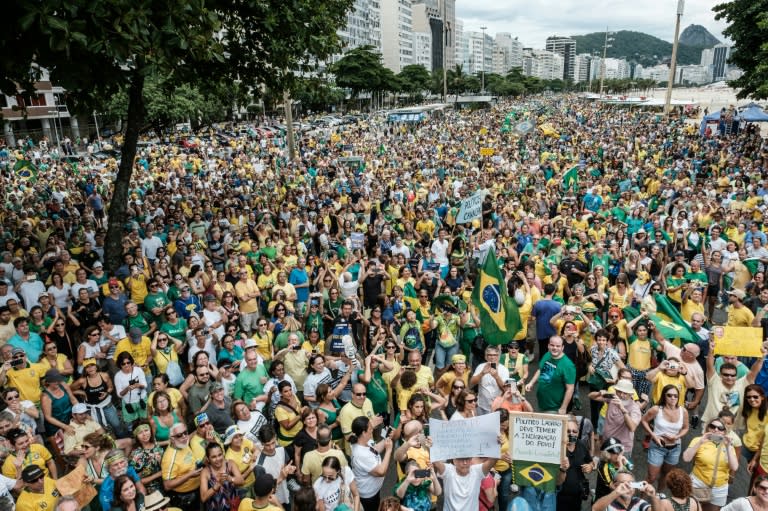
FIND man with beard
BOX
[98,449,146,511]
[162,422,203,509]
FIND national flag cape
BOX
[562,166,578,191]
[513,460,558,492]
[403,282,420,311]
[742,258,762,276]
[471,248,522,345]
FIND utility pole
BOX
[283,89,295,163]
[664,0,685,116]
[480,25,487,93]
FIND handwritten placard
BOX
[455,189,486,224]
[509,412,567,465]
[350,232,365,250]
[480,147,495,156]
[428,412,500,462]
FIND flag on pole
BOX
[13,160,38,181]
[562,166,578,191]
[471,248,522,345]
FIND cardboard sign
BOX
[509,412,567,466]
[455,189,486,224]
[480,147,495,156]
[712,326,763,358]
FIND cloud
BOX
[456,0,730,48]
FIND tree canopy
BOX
[713,0,768,99]
[1,0,354,270]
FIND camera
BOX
[668,362,679,370]
[10,358,24,369]
[129,378,138,386]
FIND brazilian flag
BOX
[471,248,522,345]
[513,461,558,492]
[403,282,420,311]
[13,160,38,181]
[562,165,578,191]
[742,258,762,277]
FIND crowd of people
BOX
[0,94,768,511]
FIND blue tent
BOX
[740,103,768,122]
[700,108,741,136]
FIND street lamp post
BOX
[598,29,614,97]
[442,0,448,101]
[47,110,60,150]
[480,25,487,93]
[664,0,685,116]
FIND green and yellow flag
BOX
[471,249,522,345]
[562,165,578,191]
[13,159,38,181]
[403,281,420,311]
[513,461,558,492]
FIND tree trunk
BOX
[104,71,145,273]
[283,89,296,163]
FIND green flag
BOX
[653,293,699,343]
[471,249,522,345]
[562,165,578,190]
[742,258,762,276]
[513,461,559,493]
[13,159,38,181]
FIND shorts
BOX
[647,442,681,467]
[691,475,728,506]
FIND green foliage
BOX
[397,65,431,98]
[292,77,345,113]
[714,0,768,99]
[331,46,398,99]
[571,30,704,67]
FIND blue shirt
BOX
[289,268,309,303]
[531,299,562,340]
[7,333,44,362]
[99,466,140,511]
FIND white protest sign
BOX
[350,232,365,250]
[455,189,486,224]
[428,412,500,462]
[509,412,567,465]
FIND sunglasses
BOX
[721,373,737,378]
[665,393,679,398]
[89,332,101,336]
[172,431,189,438]
[354,392,367,397]
[453,385,465,390]
[709,424,726,431]
[464,398,477,403]
[747,395,762,400]
[5,394,19,400]
[756,485,768,492]
[121,361,133,366]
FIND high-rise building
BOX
[412,31,432,70]
[492,33,523,74]
[337,0,381,53]
[711,44,730,81]
[460,30,493,76]
[545,36,576,81]
[573,53,594,84]
[454,18,464,70]
[380,0,413,72]
[412,2,443,71]
[522,48,564,80]
[439,0,456,70]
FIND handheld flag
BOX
[513,461,557,492]
[653,293,699,342]
[471,248,522,345]
[403,282,420,311]
[742,258,762,277]
[562,166,578,191]
[13,160,38,181]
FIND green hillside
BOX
[571,30,703,67]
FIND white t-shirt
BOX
[431,239,449,266]
[472,363,509,411]
[441,463,485,511]
[351,442,384,498]
[48,284,72,309]
[71,279,99,299]
[237,410,268,444]
[202,308,225,339]
[304,368,333,403]
[313,465,355,511]
[0,473,16,510]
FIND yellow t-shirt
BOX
[162,445,201,493]
[15,477,60,511]
[727,305,755,327]
[253,331,274,362]
[681,299,705,323]
[2,443,53,478]
[628,337,652,371]
[744,410,767,452]
[514,295,533,341]
[274,402,303,446]
[238,500,282,511]
[226,439,258,488]
[6,363,46,404]
[114,337,152,368]
[689,437,735,487]
[338,400,375,455]
[651,373,686,406]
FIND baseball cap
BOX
[727,288,746,300]
[108,278,120,286]
[93,261,103,268]
[44,368,66,383]
[211,382,224,393]
[194,413,210,427]
[22,465,45,483]
[129,327,143,341]
[11,347,24,357]
[243,338,258,349]
[203,294,217,302]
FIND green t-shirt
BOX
[536,352,576,412]
[144,291,171,323]
[500,352,529,381]
[233,364,269,403]
[357,368,389,415]
[125,312,152,334]
[274,330,305,351]
[160,318,188,341]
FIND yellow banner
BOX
[479,127,488,135]
[480,147,495,156]
[712,326,763,358]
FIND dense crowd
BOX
[0,95,768,511]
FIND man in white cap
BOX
[62,402,102,456]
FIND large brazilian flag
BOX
[471,248,522,345]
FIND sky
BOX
[455,0,730,48]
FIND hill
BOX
[571,30,703,67]
[679,24,720,48]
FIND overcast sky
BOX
[456,0,730,48]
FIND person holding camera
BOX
[114,351,148,422]
[558,417,594,511]
[592,470,660,511]
[682,418,739,511]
